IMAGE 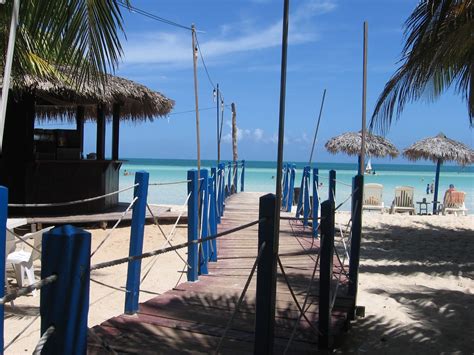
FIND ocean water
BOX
[118,159,474,214]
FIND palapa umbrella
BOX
[403,133,474,214]
[325,131,399,161]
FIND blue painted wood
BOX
[348,174,364,320]
[287,164,296,212]
[218,163,225,215]
[227,162,231,197]
[187,170,199,282]
[329,169,336,204]
[125,171,149,314]
[0,186,7,351]
[209,171,218,262]
[41,225,91,354]
[296,166,305,218]
[233,161,238,194]
[433,158,442,214]
[312,168,319,238]
[303,166,311,226]
[241,160,245,192]
[254,193,277,353]
[282,163,289,209]
[211,167,220,224]
[199,169,209,275]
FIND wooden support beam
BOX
[76,106,84,158]
[96,104,105,160]
[112,103,120,161]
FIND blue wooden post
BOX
[41,225,91,354]
[329,169,336,204]
[433,158,442,214]
[312,168,319,238]
[348,174,364,320]
[125,171,149,314]
[209,174,218,262]
[241,160,245,192]
[303,166,311,226]
[227,161,231,197]
[233,161,238,194]
[218,163,225,215]
[212,167,220,224]
[318,200,335,349]
[0,187,7,351]
[187,170,199,282]
[296,166,305,218]
[199,169,209,275]
[282,163,289,208]
[287,164,296,212]
[254,193,277,353]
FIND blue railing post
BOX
[233,161,238,194]
[318,199,335,349]
[282,163,289,208]
[329,169,336,204]
[187,170,199,282]
[241,160,245,192]
[287,164,296,212]
[209,173,218,262]
[218,163,225,216]
[200,169,209,275]
[125,171,149,314]
[254,193,277,353]
[296,167,305,218]
[212,167,220,225]
[0,186,7,351]
[348,174,364,320]
[41,225,91,354]
[312,168,320,238]
[303,166,311,226]
[227,161,231,197]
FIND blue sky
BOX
[39,0,473,164]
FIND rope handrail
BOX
[91,219,263,271]
[8,184,138,208]
[334,187,358,211]
[90,197,138,257]
[32,326,55,355]
[149,180,192,186]
[215,241,266,353]
[314,174,353,187]
[0,275,58,305]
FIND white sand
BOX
[4,211,473,353]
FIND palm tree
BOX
[0,0,130,88]
[370,0,473,133]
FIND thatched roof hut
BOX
[2,73,175,121]
[325,131,399,158]
[403,133,474,166]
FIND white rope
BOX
[149,180,191,186]
[32,326,55,354]
[8,184,138,208]
[90,197,138,257]
[0,275,58,305]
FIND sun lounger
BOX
[390,186,415,215]
[439,190,468,216]
[362,183,384,213]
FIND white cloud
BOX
[122,0,337,67]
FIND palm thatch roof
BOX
[403,133,474,166]
[325,131,399,158]
[1,73,175,122]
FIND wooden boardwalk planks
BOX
[89,192,350,354]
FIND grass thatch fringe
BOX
[325,131,399,158]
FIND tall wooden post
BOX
[359,21,368,175]
[191,25,201,177]
[112,103,120,161]
[41,225,91,354]
[303,166,311,226]
[287,164,296,212]
[96,104,106,160]
[187,170,199,282]
[231,103,238,162]
[312,168,319,237]
[0,186,7,350]
[199,169,209,275]
[433,158,442,214]
[216,83,221,164]
[125,171,149,314]
[76,106,84,159]
[329,170,336,204]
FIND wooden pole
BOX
[187,170,199,282]
[199,169,209,275]
[312,168,319,238]
[359,21,368,175]
[309,89,326,165]
[0,186,7,350]
[96,104,106,160]
[216,84,221,164]
[191,25,201,177]
[112,103,120,161]
[231,102,238,193]
[76,106,85,159]
[433,159,442,214]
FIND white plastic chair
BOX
[6,226,54,295]
[362,183,384,213]
[390,186,416,215]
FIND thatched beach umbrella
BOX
[403,133,474,214]
[325,131,399,159]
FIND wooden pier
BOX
[88,192,351,354]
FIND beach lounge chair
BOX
[439,191,468,216]
[390,186,415,215]
[6,226,54,295]
[362,183,384,213]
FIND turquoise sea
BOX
[118,159,474,214]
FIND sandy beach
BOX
[3,210,473,353]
